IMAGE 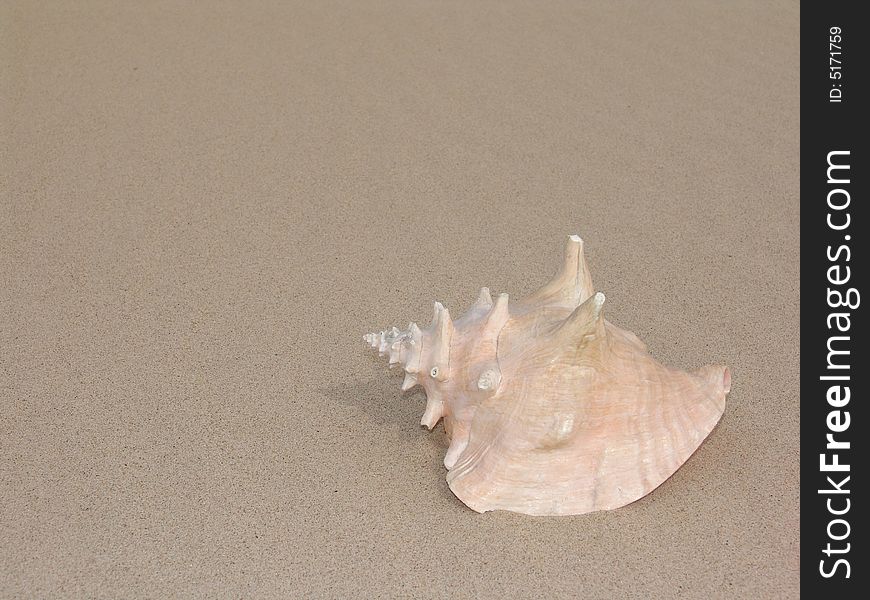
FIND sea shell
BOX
[364,235,730,516]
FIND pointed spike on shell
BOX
[519,234,595,308]
[588,290,606,314]
[576,291,606,322]
[404,346,421,373]
[401,372,418,391]
[432,304,453,339]
[564,235,595,305]
[402,322,423,373]
[388,341,401,364]
[486,293,510,325]
[430,301,446,325]
[428,303,453,380]
[555,234,594,306]
[474,287,493,310]
[420,395,444,429]
[555,291,606,343]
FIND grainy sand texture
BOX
[2,1,799,598]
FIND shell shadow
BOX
[318,373,450,451]
[319,373,459,508]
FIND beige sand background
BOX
[2,1,799,598]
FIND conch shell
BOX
[364,236,730,516]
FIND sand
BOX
[1,1,799,597]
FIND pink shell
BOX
[365,236,729,516]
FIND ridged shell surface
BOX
[364,236,729,516]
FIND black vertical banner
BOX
[802,2,867,596]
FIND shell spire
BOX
[363,303,455,430]
[363,321,422,373]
